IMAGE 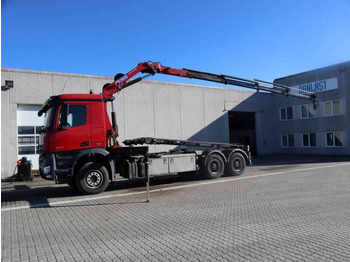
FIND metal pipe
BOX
[145,155,150,203]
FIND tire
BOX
[75,162,109,194]
[226,152,246,176]
[201,153,225,179]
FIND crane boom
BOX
[102,61,317,107]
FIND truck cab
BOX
[38,94,117,187]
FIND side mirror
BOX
[39,126,45,134]
[58,103,70,129]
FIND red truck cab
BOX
[38,93,118,189]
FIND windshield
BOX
[42,107,56,132]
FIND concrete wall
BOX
[1,69,269,178]
[113,81,272,153]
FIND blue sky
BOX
[2,0,350,87]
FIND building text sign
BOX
[291,77,338,95]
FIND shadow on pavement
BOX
[2,155,349,208]
[1,185,80,207]
[12,185,49,209]
[1,174,202,208]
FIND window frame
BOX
[300,104,316,119]
[58,104,87,128]
[301,104,308,119]
[302,133,317,147]
[324,100,341,117]
[281,134,295,148]
[325,131,343,147]
[280,106,293,121]
[18,125,42,155]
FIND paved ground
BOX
[2,155,350,261]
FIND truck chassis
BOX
[122,136,251,178]
[43,137,251,194]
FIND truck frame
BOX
[38,61,317,194]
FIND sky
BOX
[1,0,350,87]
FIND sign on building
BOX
[291,77,338,95]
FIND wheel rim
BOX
[85,171,103,188]
[232,158,242,171]
[210,159,222,175]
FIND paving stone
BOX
[2,159,350,262]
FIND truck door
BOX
[53,103,91,152]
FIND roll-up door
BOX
[17,105,44,170]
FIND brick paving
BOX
[2,157,350,261]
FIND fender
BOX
[72,148,110,162]
[72,148,116,181]
[227,148,251,165]
[202,149,227,164]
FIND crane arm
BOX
[102,61,317,107]
[102,62,188,100]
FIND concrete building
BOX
[273,61,350,155]
[1,61,349,178]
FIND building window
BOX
[18,146,36,155]
[301,104,316,119]
[282,134,294,147]
[18,126,35,134]
[326,132,343,147]
[324,100,341,116]
[18,126,42,155]
[280,107,293,120]
[302,133,316,147]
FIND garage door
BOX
[17,105,44,170]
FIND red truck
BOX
[38,62,317,194]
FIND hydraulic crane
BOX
[102,61,317,105]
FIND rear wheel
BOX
[226,152,246,176]
[201,153,225,179]
[75,162,109,194]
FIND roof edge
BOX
[1,67,256,93]
[1,67,114,80]
[274,61,350,82]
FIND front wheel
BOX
[75,162,109,194]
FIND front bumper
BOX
[39,153,73,184]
